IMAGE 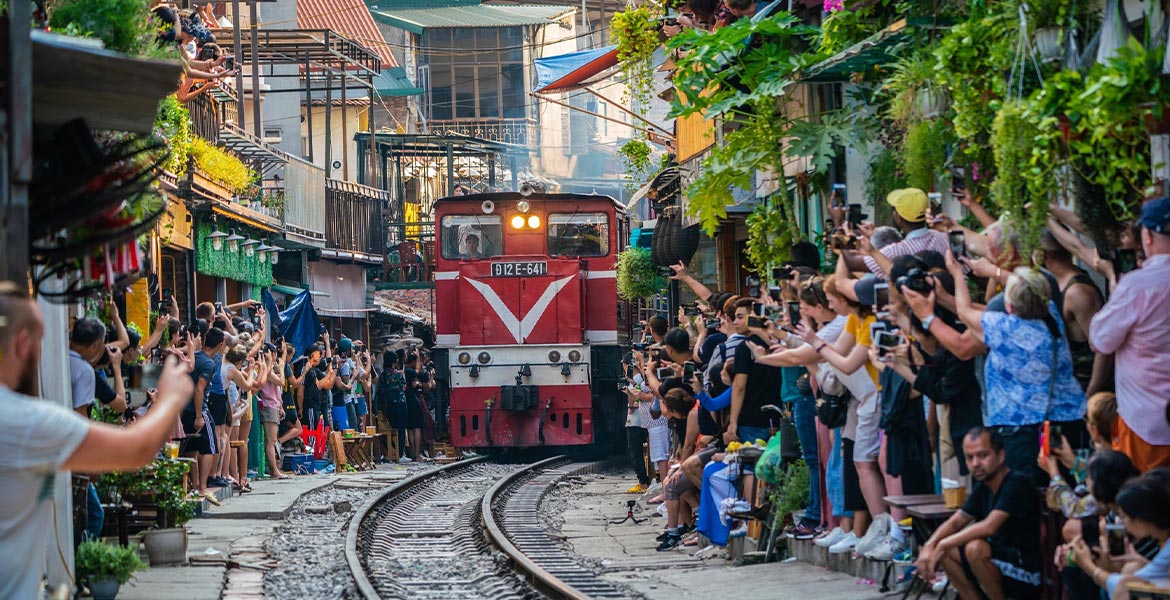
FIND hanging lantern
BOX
[206,228,229,251]
[241,238,260,257]
[256,243,275,262]
[225,230,244,253]
[268,246,280,264]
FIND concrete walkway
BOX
[118,467,413,600]
[560,471,894,600]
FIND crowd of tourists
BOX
[622,190,1170,599]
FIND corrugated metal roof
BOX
[297,0,399,67]
[374,66,425,96]
[369,4,573,34]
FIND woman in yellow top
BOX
[795,274,892,557]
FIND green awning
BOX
[801,19,910,83]
[368,4,571,34]
[271,284,330,297]
[375,67,424,97]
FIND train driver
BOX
[457,224,486,259]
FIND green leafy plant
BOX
[49,0,178,58]
[616,246,666,300]
[882,51,945,124]
[901,118,952,192]
[98,458,197,527]
[866,147,906,226]
[611,6,661,110]
[767,459,810,529]
[932,13,1012,142]
[618,139,654,190]
[745,192,799,271]
[818,6,878,55]
[190,137,257,194]
[75,539,147,585]
[154,95,193,176]
[1064,39,1166,223]
[990,99,1052,259]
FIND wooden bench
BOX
[883,494,945,510]
[1129,577,1170,600]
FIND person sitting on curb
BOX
[915,427,1043,600]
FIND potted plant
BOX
[616,246,666,301]
[139,459,197,566]
[611,6,662,110]
[883,52,947,123]
[75,539,147,600]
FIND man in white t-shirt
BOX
[0,282,194,599]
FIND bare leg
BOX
[666,498,681,528]
[682,455,704,488]
[965,539,1005,600]
[237,419,251,486]
[941,545,981,600]
[215,424,230,478]
[854,460,888,521]
[264,422,285,477]
[410,428,422,459]
[198,453,216,493]
[840,516,853,534]
[278,420,302,444]
[852,510,870,538]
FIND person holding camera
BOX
[302,344,336,431]
[840,188,950,278]
[621,352,653,493]
[1067,469,1170,600]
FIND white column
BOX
[37,283,75,594]
[1152,134,1170,192]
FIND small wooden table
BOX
[883,494,944,510]
[342,435,376,470]
[1129,578,1170,600]
[907,503,959,548]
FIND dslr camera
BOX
[896,268,933,294]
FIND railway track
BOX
[346,455,630,600]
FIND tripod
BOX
[609,500,647,525]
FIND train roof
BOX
[434,192,626,213]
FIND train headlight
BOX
[527,215,541,229]
[457,352,471,365]
[567,349,582,363]
[547,350,562,364]
[510,215,526,230]
[517,200,531,214]
[477,351,492,364]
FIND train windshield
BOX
[548,213,609,257]
[440,215,503,259]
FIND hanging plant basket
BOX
[916,88,949,119]
[616,246,667,301]
[1033,27,1064,62]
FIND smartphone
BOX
[949,230,967,258]
[869,319,889,341]
[225,55,235,71]
[786,302,802,329]
[159,288,173,312]
[683,361,696,380]
[1049,424,1063,452]
[1115,249,1138,274]
[951,167,966,193]
[214,301,224,314]
[656,367,673,380]
[928,192,943,218]
[831,183,847,206]
[705,318,721,329]
[772,264,794,282]
[768,287,782,303]
[873,282,890,311]
[1082,516,1100,548]
[747,314,767,329]
[874,330,902,352]
[1106,522,1127,556]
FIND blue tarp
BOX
[262,288,323,358]
[534,45,616,92]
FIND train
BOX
[430,189,631,448]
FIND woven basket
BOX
[944,486,966,509]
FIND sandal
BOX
[647,494,665,504]
[201,491,221,506]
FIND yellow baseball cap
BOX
[886,188,928,222]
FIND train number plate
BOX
[491,261,547,277]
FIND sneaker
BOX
[828,531,859,554]
[788,522,818,540]
[656,529,678,542]
[931,576,949,593]
[814,527,847,548]
[398,456,413,464]
[864,535,907,561]
[656,533,682,551]
[627,483,649,494]
[854,514,892,556]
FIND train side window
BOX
[547,213,609,258]
[440,215,503,260]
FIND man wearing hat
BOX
[854,188,951,278]
[1090,196,1170,471]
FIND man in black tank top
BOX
[1041,232,1105,393]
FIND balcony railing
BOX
[187,91,238,144]
[283,156,327,247]
[428,117,538,147]
[325,178,387,258]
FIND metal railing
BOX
[428,117,537,147]
[187,92,239,144]
[283,155,327,246]
[325,178,387,256]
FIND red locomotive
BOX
[431,190,630,448]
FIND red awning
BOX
[533,46,619,94]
